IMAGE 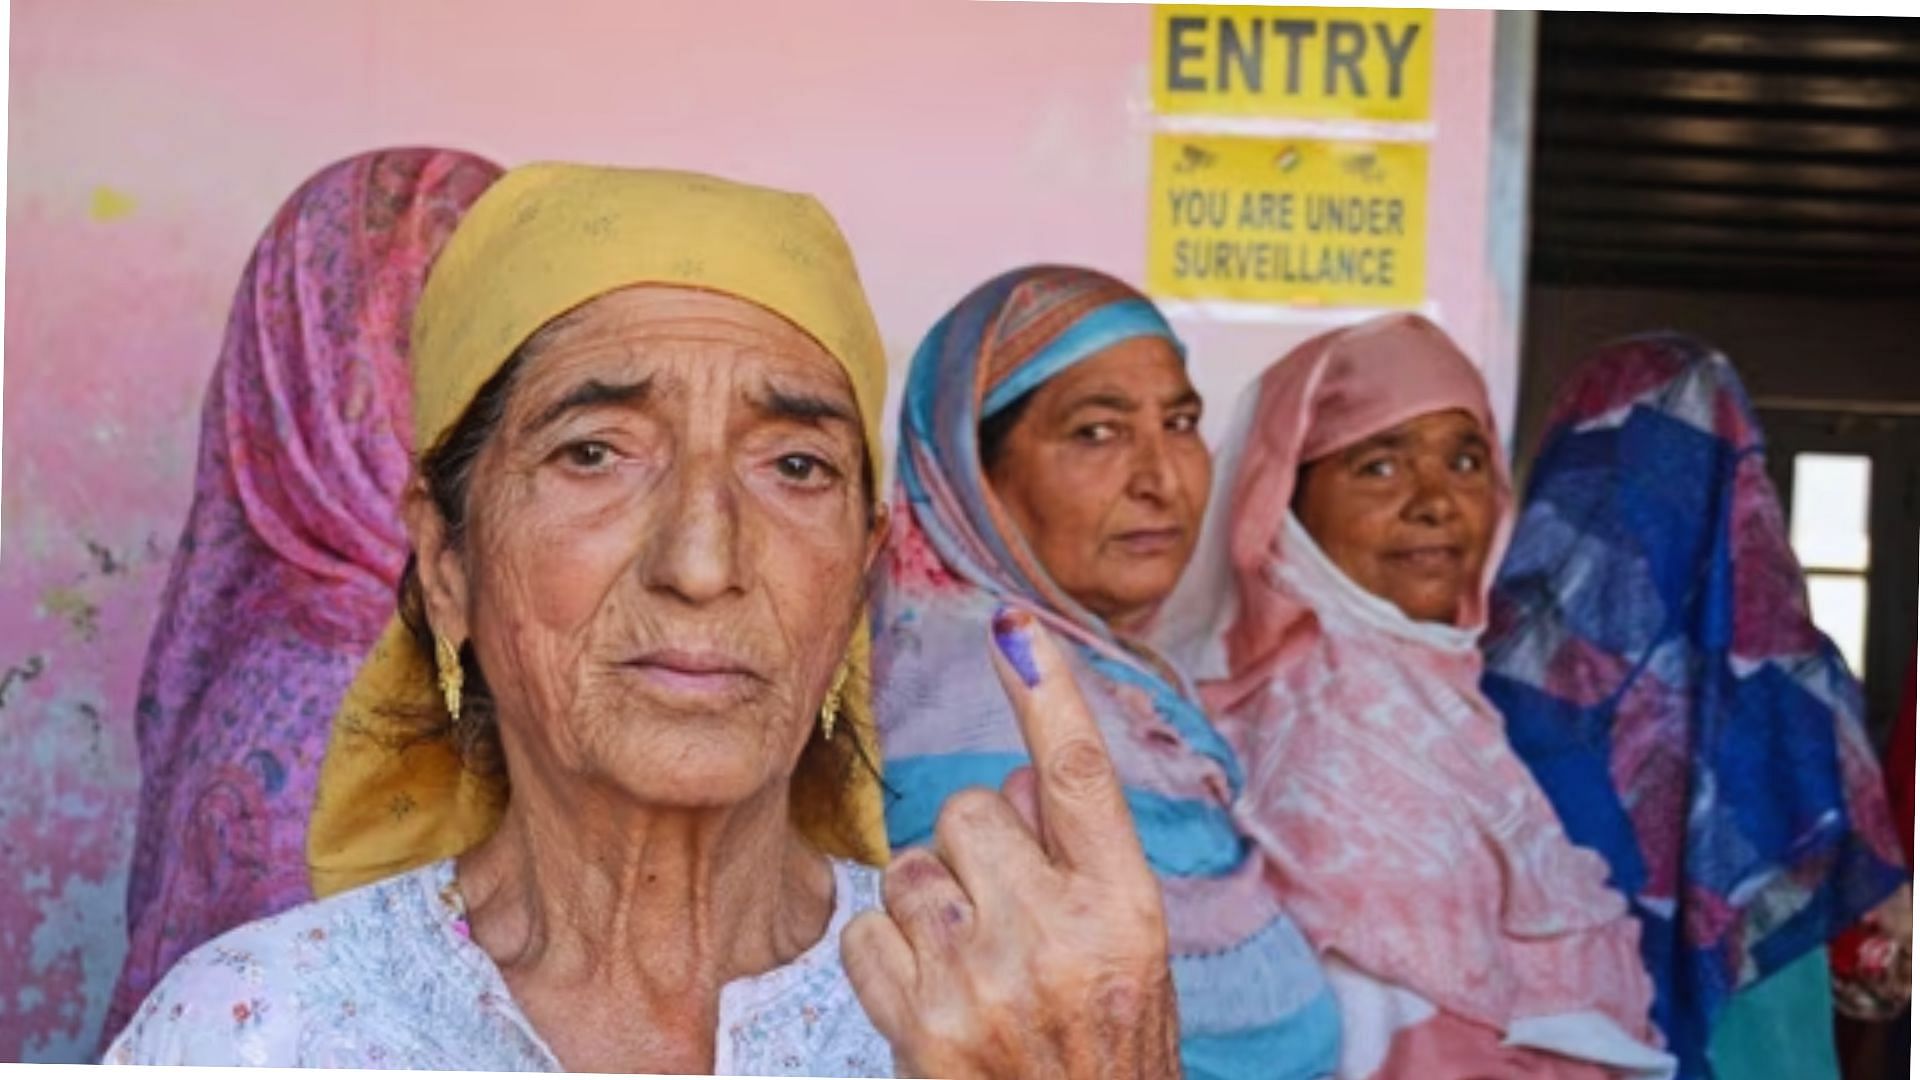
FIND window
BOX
[1788,452,1873,675]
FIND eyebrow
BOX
[524,377,653,435]
[751,385,859,430]
[1344,431,1411,459]
[1059,385,1202,418]
[1343,425,1490,460]
[1062,392,1140,415]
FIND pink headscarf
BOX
[103,148,502,1044]
[1217,314,1513,697]
[1161,314,1666,1076]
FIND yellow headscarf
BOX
[306,164,891,896]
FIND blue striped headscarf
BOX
[872,265,1340,1080]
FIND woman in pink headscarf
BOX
[1156,314,1672,1078]
[102,148,502,1043]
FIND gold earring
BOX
[820,662,850,741]
[435,634,464,723]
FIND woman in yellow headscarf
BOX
[102,163,1184,1078]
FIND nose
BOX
[1404,461,1462,527]
[638,448,749,605]
[1124,425,1182,505]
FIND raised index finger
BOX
[987,606,1152,883]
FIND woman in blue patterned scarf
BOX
[1481,333,1907,1080]
[872,264,1341,1080]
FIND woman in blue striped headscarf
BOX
[872,264,1340,1080]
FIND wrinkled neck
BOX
[453,760,832,1072]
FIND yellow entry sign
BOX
[1152,7,1432,122]
[1147,133,1427,308]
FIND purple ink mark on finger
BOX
[992,606,1042,689]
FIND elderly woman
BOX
[105,165,1182,1077]
[1480,333,1907,1080]
[104,146,501,1043]
[875,264,1341,1080]
[1156,314,1673,1078]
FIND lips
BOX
[1110,526,1185,557]
[622,647,765,703]
[1384,545,1464,573]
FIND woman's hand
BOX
[1833,884,1914,1020]
[842,607,1181,1079]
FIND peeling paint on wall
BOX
[0,657,49,710]
[1,659,144,1062]
[38,589,101,644]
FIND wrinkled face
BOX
[412,286,881,809]
[1294,408,1499,626]
[986,338,1210,634]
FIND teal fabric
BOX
[1705,950,1839,1080]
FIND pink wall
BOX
[0,0,1500,1060]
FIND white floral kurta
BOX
[104,857,895,1076]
